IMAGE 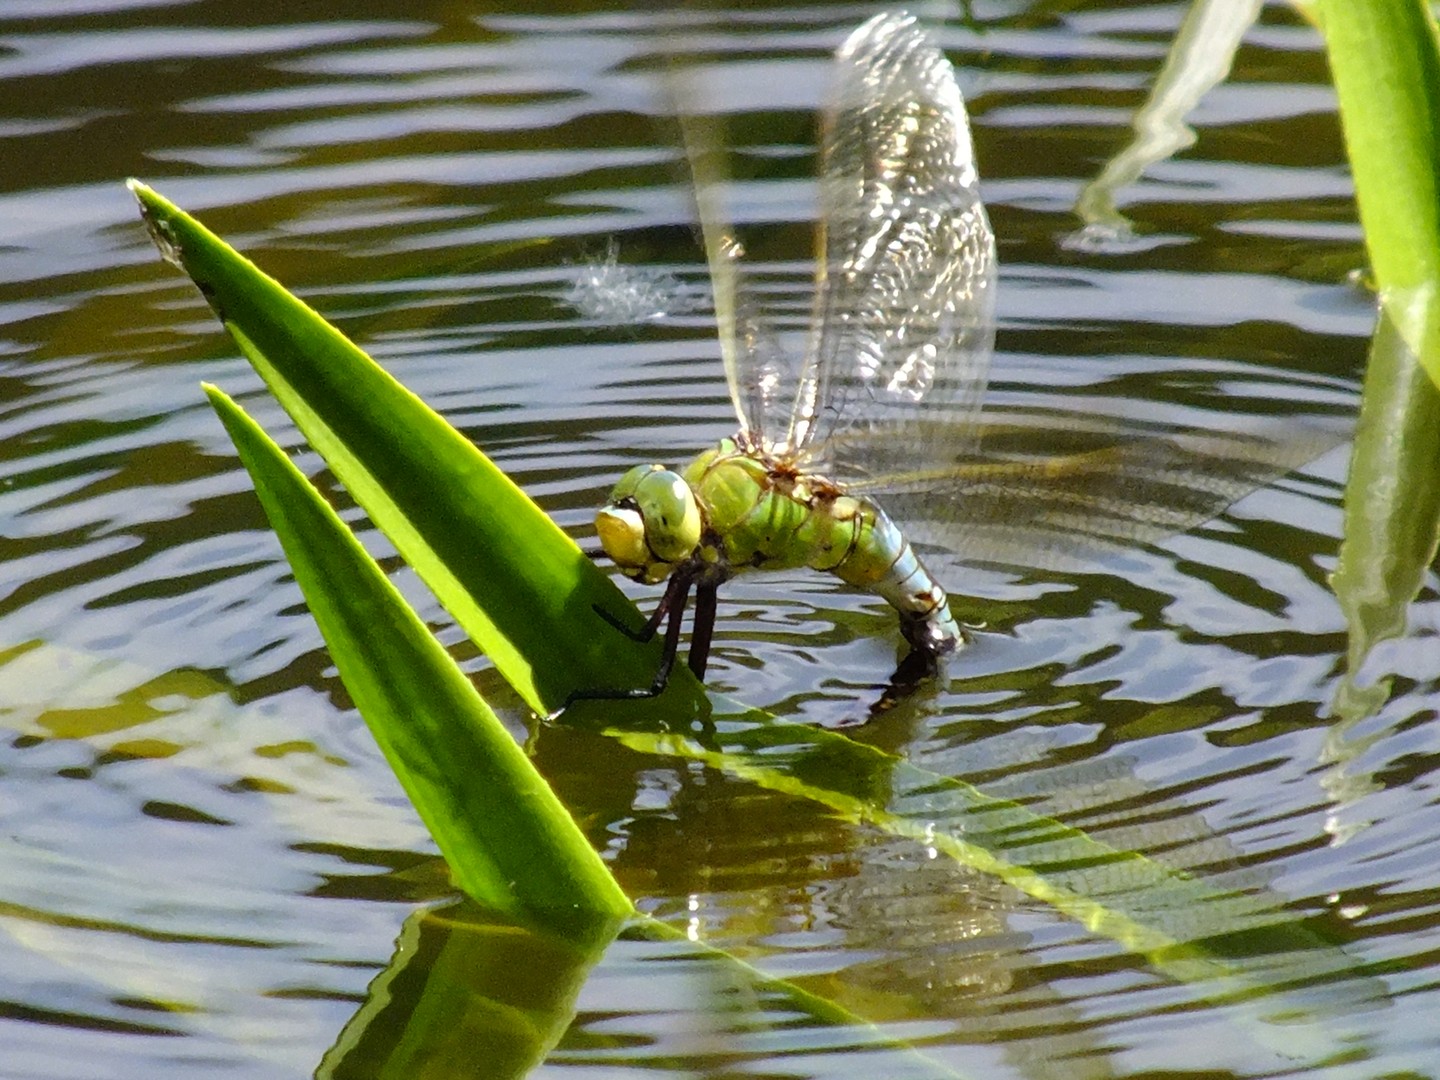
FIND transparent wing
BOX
[673,78,795,448]
[846,412,1343,574]
[791,13,1337,577]
[787,11,997,466]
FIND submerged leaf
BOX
[1331,307,1440,720]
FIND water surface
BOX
[1,2,1435,1078]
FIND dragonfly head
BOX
[596,464,702,583]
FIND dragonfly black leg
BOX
[651,577,691,690]
[552,573,695,714]
[687,580,719,679]
[593,571,689,643]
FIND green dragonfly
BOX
[587,10,1335,700]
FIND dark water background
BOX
[1,1,1436,1077]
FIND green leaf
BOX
[1318,0,1440,705]
[128,179,702,718]
[1331,308,1440,719]
[1318,0,1440,389]
[1071,0,1263,243]
[204,384,633,928]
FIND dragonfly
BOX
[583,10,1335,702]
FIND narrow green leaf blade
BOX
[130,179,701,716]
[1318,0,1440,388]
[1331,308,1440,718]
[1319,1,1440,695]
[204,383,633,926]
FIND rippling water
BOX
[1,2,1436,1077]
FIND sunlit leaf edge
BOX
[205,383,633,928]
[128,178,701,717]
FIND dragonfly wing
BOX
[674,82,794,448]
[794,14,1339,581]
[789,11,997,466]
[848,413,1343,574]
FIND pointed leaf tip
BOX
[127,180,187,273]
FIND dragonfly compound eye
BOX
[634,469,701,563]
[595,503,650,572]
[607,463,666,503]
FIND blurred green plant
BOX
[1075,0,1440,799]
[1068,0,1263,247]
[1317,0,1440,742]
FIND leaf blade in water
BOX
[1331,306,1440,720]
[128,179,702,717]
[204,383,633,929]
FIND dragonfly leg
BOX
[687,580,719,679]
[650,577,691,691]
[592,574,685,643]
[552,573,694,715]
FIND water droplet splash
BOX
[566,242,696,324]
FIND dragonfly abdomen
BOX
[828,496,962,657]
[684,440,962,657]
